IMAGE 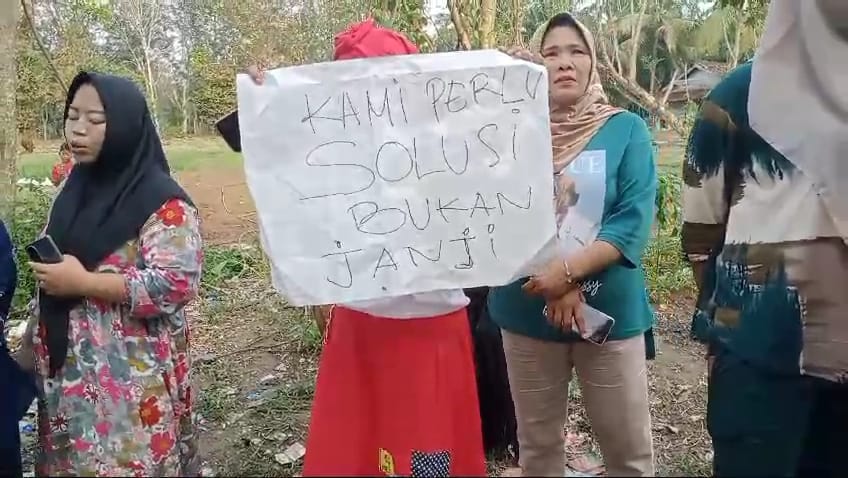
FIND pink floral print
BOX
[32,199,203,476]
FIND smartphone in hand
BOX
[25,235,63,264]
[573,305,615,345]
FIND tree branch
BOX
[598,38,686,137]
[20,0,66,92]
[448,0,471,50]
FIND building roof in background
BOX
[663,61,733,104]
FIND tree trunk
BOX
[479,0,496,48]
[143,50,160,132]
[0,0,19,221]
[511,0,524,46]
[598,42,686,137]
[730,15,742,67]
[627,0,649,82]
[181,85,189,135]
[448,0,472,50]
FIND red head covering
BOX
[333,18,419,61]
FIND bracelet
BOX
[563,259,574,284]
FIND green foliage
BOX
[524,0,585,42]
[189,46,238,128]
[201,245,266,291]
[8,183,52,316]
[655,170,682,235]
[644,170,692,302]
[372,0,432,52]
[643,234,693,302]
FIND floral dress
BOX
[31,198,203,476]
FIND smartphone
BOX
[573,305,615,345]
[26,235,63,264]
[215,109,241,152]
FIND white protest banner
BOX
[237,50,556,306]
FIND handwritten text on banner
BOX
[237,50,557,305]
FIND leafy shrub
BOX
[644,170,692,302]
[8,182,53,316]
[655,170,682,235]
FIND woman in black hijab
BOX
[25,72,203,476]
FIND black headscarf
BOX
[41,72,192,377]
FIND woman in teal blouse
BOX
[495,12,657,477]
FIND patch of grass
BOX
[256,380,315,422]
[195,366,239,423]
[656,143,683,175]
[18,136,241,179]
[201,244,267,291]
[643,233,695,303]
[281,307,323,355]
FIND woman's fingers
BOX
[521,278,539,295]
[572,303,587,336]
[502,46,537,63]
[556,305,571,331]
[246,65,265,85]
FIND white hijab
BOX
[748,0,848,241]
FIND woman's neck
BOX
[550,101,576,122]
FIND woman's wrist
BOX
[78,271,98,297]
[561,258,574,282]
[79,271,128,302]
[563,253,587,284]
[561,259,581,291]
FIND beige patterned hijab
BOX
[530,14,623,215]
[749,0,848,241]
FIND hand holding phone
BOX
[572,305,615,346]
[543,300,615,346]
[26,235,63,264]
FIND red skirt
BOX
[302,306,487,477]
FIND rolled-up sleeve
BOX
[124,199,203,319]
[681,100,734,263]
[597,117,658,268]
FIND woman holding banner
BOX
[247,19,486,477]
[491,12,658,476]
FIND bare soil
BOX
[175,168,257,245]
[83,163,709,477]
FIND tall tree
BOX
[0,0,19,219]
[106,0,169,130]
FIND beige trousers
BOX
[502,331,654,477]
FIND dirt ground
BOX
[175,168,256,245]
[14,139,709,476]
[177,165,711,477]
